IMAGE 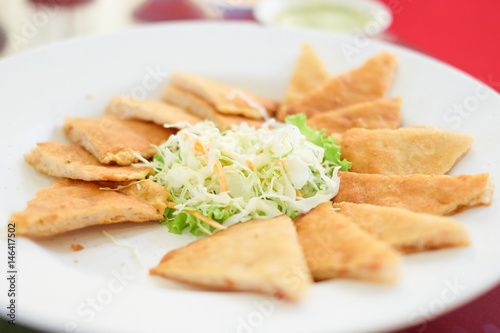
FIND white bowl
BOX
[254,0,393,36]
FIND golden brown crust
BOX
[150,215,312,302]
[170,72,278,119]
[295,202,400,283]
[219,113,265,129]
[105,96,201,125]
[306,98,401,134]
[340,127,474,175]
[333,202,470,253]
[11,179,162,237]
[278,52,398,121]
[284,43,331,105]
[334,172,494,215]
[116,180,169,215]
[25,142,152,181]
[63,115,176,165]
[162,85,264,130]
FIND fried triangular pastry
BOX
[162,85,264,130]
[334,172,494,215]
[306,98,401,134]
[116,179,169,215]
[170,72,278,119]
[295,202,400,283]
[278,52,398,120]
[105,96,201,125]
[25,142,152,181]
[11,179,163,237]
[63,115,176,165]
[150,215,312,302]
[284,43,330,105]
[333,202,470,253]
[341,127,474,175]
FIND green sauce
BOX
[275,2,371,31]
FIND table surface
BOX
[0,1,499,333]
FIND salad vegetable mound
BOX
[144,115,350,236]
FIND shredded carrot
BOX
[182,132,206,155]
[190,210,227,230]
[279,160,288,166]
[181,131,228,193]
[214,160,229,192]
[296,189,301,197]
[194,140,205,153]
[165,202,227,230]
[165,202,179,209]
[245,160,253,170]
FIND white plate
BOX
[1,22,499,333]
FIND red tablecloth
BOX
[380,0,500,332]
[380,0,500,93]
[389,285,500,333]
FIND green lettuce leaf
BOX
[285,114,351,171]
[160,205,232,236]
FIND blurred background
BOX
[0,0,499,332]
[0,0,499,91]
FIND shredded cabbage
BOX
[146,119,346,236]
[286,114,351,171]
